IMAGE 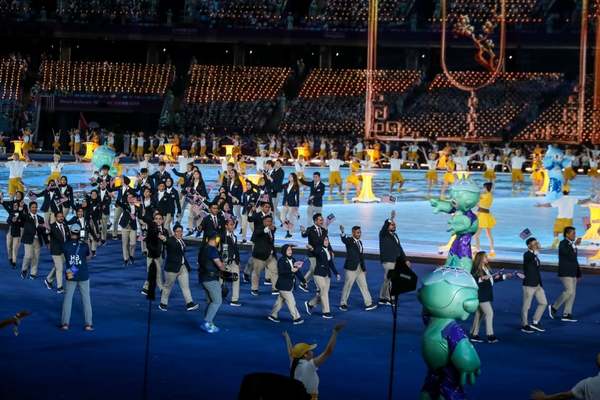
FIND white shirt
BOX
[294,160,306,174]
[177,156,195,173]
[255,156,268,172]
[389,158,402,171]
[511,156,526,169]
[5,160,27,179]
[158,191,165,202]
[137,137,145,146]
[483,160,499,170]
[327,159,344,172]
[294,359,319,395]
[551,196,579,219]
[454,156,471,171]
[74,134,81,143]
[572,373,600,400]
[50,162,64,174]
[138,160,154,174]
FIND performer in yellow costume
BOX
[46,154,64,184]
[530,153,544,194]
[326,152,344,200]
[381,151,405,192]
[474,182,496,257]
[343,158,362,202]
[440,156,455,199]
[2,154,29,196]
[52,132,61,153]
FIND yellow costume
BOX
[318,149,327,158]
[8,178,24,196]
[443,160,455,184]
[329,171,342,186]
[74,142,81,154]
[588,167,599,178]
[483,169,496,181]
[52,137,61,152]
[346,161,361,188]
[391,171,404,184]
[477,192,496,229]
[46,172,61,184]
[426,169,438,183]
[563,166,576,181]
[553,218,573,234]
[511,169,524,182]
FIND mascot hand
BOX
[460,369,480,387]
[430,198,441,213]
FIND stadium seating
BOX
[0,57,27,100]
[280,68,422,135]
[40,60,175,96]
[182,64,291,133]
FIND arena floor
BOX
[1,162,598,266]
[0,231,597,399]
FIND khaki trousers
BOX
[161,267,193,306]
[303,256,317,284]
[522,285,548,326]
[271,290,301,320]
[48,255,65,289]
[22,239,41,276]
[221,262,240,302]
[280,206,299,233]
[100,214,109,241]
[553,277,577,315]
[471,301,494,336]
[6,232,20,263]
[240,214,253,241]
[143,257,164,291]
[44,211,56,225]
[121,228,137,261]
[309,276,331,313]
[250,256,277,291]
[340,268,373,306]
[113,208,123,236]
[164,213,173,236]
[379,262,396,300]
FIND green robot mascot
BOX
[419,179,482,399]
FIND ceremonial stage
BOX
[1,161,599,267]
[0,230,598,399]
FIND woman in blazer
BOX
[470,251,521,344]
[281,173,300,239]
[269,244,305,325]
[305,236,340,319]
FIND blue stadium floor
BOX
[0,230,597,400]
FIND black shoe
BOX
[304,301,313,315]
[242,273,250,283]
[113,235,119,240]
[84,325,94,332]
[378,298,391,306]
[521,325,535,334]
[268,315,280,323]
[142,251,148,257]
[129,257,135,265]
[339,304,348,311]
[242,239,247,244]
[469,334,484,342]
[141,288,149,296]
[285,233,292,238]
[91,251,96,258]
[293,318,304,325]
[20,270,27,279]
[101,240,106,246]
[530,323,545,332]
[57,287,64,294]
[548,305,557,319]
[251,290,259,296]
[186,302,199,311]
[271,290,280,296]
[158,303,168,311]
[365,303,378,311]
[561,314,578,322]
[44,279,53,290]
[29,274,37,280]
[299,282,309,292]
[322,312,333,319]
[11,261,16,269]
[264,279,272,286]
[487,335,499,343]
[230,301,242,307]
[123,260,129,267]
